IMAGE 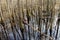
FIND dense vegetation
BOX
[0,0,60,40]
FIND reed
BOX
[0,0,60,40]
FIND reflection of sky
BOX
[57,22,60,40]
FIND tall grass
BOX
[0,0,60,40]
